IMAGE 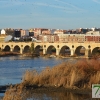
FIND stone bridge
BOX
[0,42,100,57]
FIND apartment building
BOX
[54,29,67,34]
[33,28,41,37]
[41,29,51,35]
[38,34,59,42]
[58,34,85,43]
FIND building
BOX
[86,31,100,35]
[25,30,29,36]
[0,36,5,42]
[38,34,59,42]
[29,29,34,36]
[41,29,51,35]
[33,28,41,37]
[85,35,100,42]
[54,29,67,34]
[50,29,56,34]
[20,30,25,37]
[58,34,85,43]
[20,29,29,36]
[13,29,21,37]
[1,29,6,35]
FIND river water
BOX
[0,56,92,100]
[0,56,69,85]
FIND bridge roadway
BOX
[0,42,100,57]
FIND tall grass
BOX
[22,58,100,89]
[3,58,100,100]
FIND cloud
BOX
[55,0,84,10]
[33,2,84,14]
[92,0,100,4]
[0,0,84,13]
[34,2,71,10]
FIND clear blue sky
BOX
[0,0,100,29]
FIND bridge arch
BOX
[46,45,56,55]
[23,45,30,53]
[75,46,86,56]
[92,47,100,55]
[34,45,43,55]
[13,45,20,53]
[59,45,71,56]
[3,45,10,52]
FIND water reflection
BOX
[19,89,91,100]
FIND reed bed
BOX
[22,58,100,89]
[3,58,100,100]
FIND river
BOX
[0,56,92,100]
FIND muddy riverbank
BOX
[3,83,92,100]
[0,52,20,57]
[0,84,91,94]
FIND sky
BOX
[0,0,100,29]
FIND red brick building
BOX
[85,35,100,42]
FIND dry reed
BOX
[3,58,100,100]
[22,58,100,89]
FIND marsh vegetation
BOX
[3,58,100,100]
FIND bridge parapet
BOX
[0,42,100,56]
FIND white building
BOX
[86,31,100,35]
[54,29,64,34]
[43,36,47,42]
[1,29,6,34]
